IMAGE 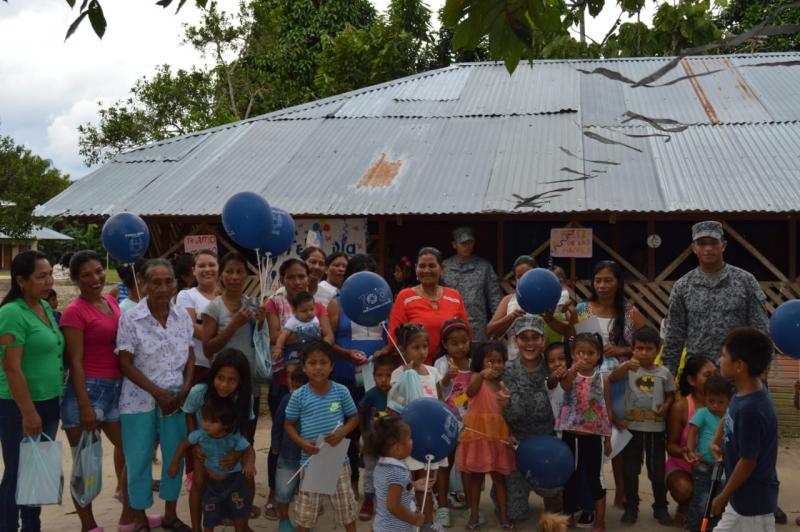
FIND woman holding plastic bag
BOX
[117,259,195,532]
[60,250,135,530]
[0,250,65,532]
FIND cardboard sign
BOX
[550,228,593,258]
[184,234,218,255]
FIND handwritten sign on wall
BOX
[550,228,593,258]
[184,234,218,255]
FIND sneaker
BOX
[359,497,374,521]
[775,506,788,525]
[620,508,638,524]
[448,491,466,509]
[434,507,452,528]
[575,511,594,528]
[653,507,672,526]
[278,519,295,532]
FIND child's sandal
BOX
[465,524,482,531]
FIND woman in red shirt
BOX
[389,247,470,364]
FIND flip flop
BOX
[160,517,191,532]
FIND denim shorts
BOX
[275,456,301,504]
[203,471,251,528]
[61,377,122,429]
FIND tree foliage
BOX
[718,0,800,52]
[0,134,70,238]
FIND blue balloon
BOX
[402,397,460,462]
[262,208,295,256]
[516,268,562,314]
[339,271,393,327]
[770,300,800,358]
[101,212,150,263]
[221,192,272,250]
[516,435,574,490]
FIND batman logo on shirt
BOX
[635,375,657,392]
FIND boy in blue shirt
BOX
[357,355,395,521]
[285,341,359,532]
[272,367,309,532]
[168,397,255,532]
[710,327,778,532]
[685,375,733,532]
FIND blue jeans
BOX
[688,463,724,532]
[0,397,60,532]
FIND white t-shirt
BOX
[176,287,213,368]
[314,281,337,307]
[390,365,441,399]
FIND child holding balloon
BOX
[433,318,473,526]
[389,323,444,523]
[364,416,433,532]
[556,332,613,531]
[457,341,516,530]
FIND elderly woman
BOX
[388,247,469,364]
[0,251,64,532]
[117,259,195,532]
[61,250,134,531]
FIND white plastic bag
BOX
[16,433,63,506]
[70,430,103,507]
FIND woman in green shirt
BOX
[0,250,65,532]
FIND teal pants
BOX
[121,408,187,509]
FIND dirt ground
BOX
[0,420,792,531]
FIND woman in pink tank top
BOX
[665,356,717,528]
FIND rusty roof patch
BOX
[682,60,720,125]
[357,153,402,188]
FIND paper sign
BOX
[301,438,350,495]
[607,427,632,461]
[652,377,664,413]
[550,228,593,258]
[184,234,218,255]
[574,315,603,336]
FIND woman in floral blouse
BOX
[117,259,195,532]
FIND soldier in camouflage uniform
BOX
[442,226,503,341]
[662,221,769,377]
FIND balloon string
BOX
[255,248,264,300]
[131,262,141,301]
[462,425,513,446]
[380,322,409,367]
[418,455,434,532]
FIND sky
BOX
[0,0,654,181]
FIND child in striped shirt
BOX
[364,416,433,532]
[284,341,360,532]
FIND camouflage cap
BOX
[511,314,545,336]
[452,226,475,243]
[691,221,724,241]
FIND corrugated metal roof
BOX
[0,226,73,241]
[37,52,800,218]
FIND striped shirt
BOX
[374,457,416,532]
[284,381,357,462]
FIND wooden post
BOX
[497,219,505,277]
[647,219,656,281]
[570,257,577,281]
[378,219,386,277]
[790,215,797,282]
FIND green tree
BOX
[0,134,70,237]
[718,0,800,52]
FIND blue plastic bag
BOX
[70,430,103,507]
[252,316,273,384]
[16,433,63,506]
[387,369,423,414]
